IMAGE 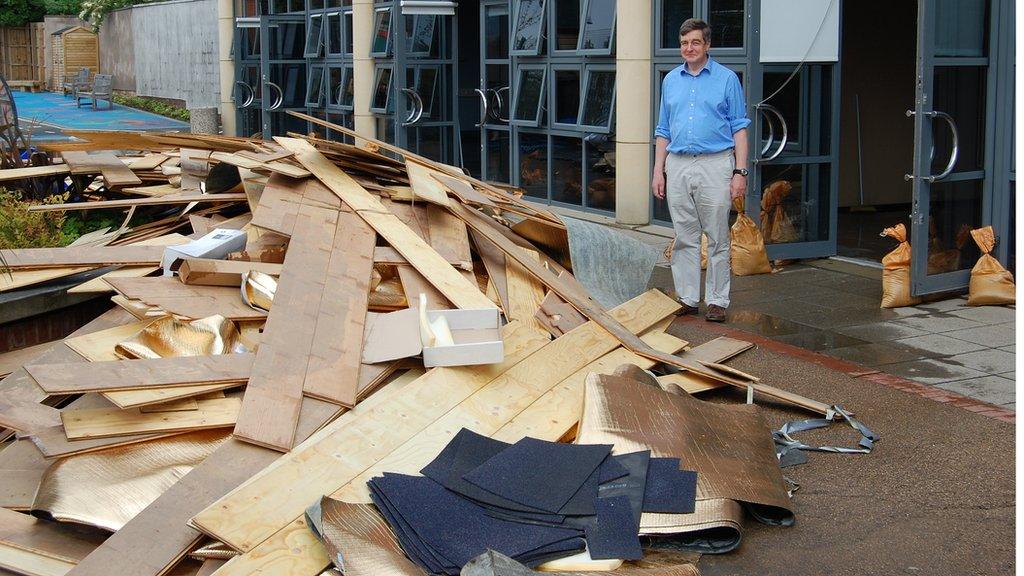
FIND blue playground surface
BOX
[12,91,189,138]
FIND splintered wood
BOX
[0,125,834,576]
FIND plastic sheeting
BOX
[561,217,661,310]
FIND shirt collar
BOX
[682,57,714,77]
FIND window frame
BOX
[304,13,324,57]
[406,14,438,58]
[339,63,355,110]
[510,0,548,56]
[369,63,395,114]
[325,11,343,57]
[305,64,326,107]
[369,6,393,57]
[550,62,582,129]
[414,65,441,119]
[510,64,548,127]
[551,0,582,54]
[576,0,616,56]
[577,64,616,132]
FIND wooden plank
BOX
[192,290,674,556]
[62,398,341,576]
[302,210,376,406]
[426,203,474,273]
[26,354,254,395]
[27,194,247,213]
[469,229,510,313]
[433,172,497,207]
[0,164,70,182]
[404,159,451,206]
[0,438,50,510]
[61,397,242,440]
[0,266,94,293]
[121,184,182,198]
[0,507,104,570]
[126,153,169,171]
[656,337,756,395]
[61,151,142,187]
[396,265,451,310]
[29,424,182,459]
[67,266,157,294]
[105,277,267,322]
[0,246,168,269]
[505,249,547,334]
[232,204,337,452]
[450,202,831,415]
[0,342,53,378]
[535,287,588,338]
[276,137,495,310]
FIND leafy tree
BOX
[0,0,46,26]
[78,0,157,28]
[43,0,83,15]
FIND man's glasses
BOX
[680,40,706,48]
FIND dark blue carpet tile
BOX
[641,458,698,514]
[369,473,583,573]
[584,495,644,560]
[462,437,612,513]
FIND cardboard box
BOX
[178,258,283,287]
[161,229,247,276]
[361,307,504,368]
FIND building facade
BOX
[225,0,1015,297]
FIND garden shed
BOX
[51,26,99,92]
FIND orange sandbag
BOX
[880,224,921,308]
[730,197,772,276]
[662,234,708,269]
[760,180,798,244]
[967,226,1015,306]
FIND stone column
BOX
[614,0,653,225]
[217,0,236,136]
[352,0,376,143]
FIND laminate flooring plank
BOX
[26,354,254,395]
[232,204,337,452]
[61,397,242,440]
[0,246,168,269]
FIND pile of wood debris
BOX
[0,113,834,576]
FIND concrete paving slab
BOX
[779,305,901,329]
[936,375,1016,406]
[771,330,868,352]
[882,358,989,385]
[889,305,931,317]
[944,322,1015,347]
[916,296,969,313]
[944,348,1018,374]
[946,305,1016,325]
[893,334,988,357]
[823,342,932,367]
[723,310,809,337]
[892,314,985,333]
[835,322,929,342]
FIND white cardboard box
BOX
[161,229,247,276]
[361,306,504,368]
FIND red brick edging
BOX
[676,316,1016,424]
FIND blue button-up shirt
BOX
[655,58,750,154]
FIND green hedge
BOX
[113,94,190,122]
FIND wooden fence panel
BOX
[0,24,46,88]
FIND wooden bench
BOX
[76,73,113,110]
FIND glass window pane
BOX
[586,139,615,211]
[762,70,801,148]
[553,69,580,125]
[708,0,743,48]
[269,21,304,59]
[372,66,393,111]
[932,66,986,173]
[512,0,546,54]
[552,136,583,205]
[344,12,354,53]
[341,65,355,107]
[759,163,831,244]
[486,6,510,59]
[926,179,983,275]
[304,15,323,57]
[555,0,580,51]
[486,64,511,123]
[326,13,341,55]
[581,70,614,127]
[418,67,439,117]
[514,68,546,124]
[272,0,287,14]
[519,132,548,199]
[327,66,342,106]
[271,63,306,107]
[306,65,324,106]
[308,0,323,10]
[579,0,614,52]
[486,130,511,183]
[407,15,438,57]
[371,9,392,55]
[934,0,988,57]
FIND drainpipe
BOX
[218,0,236,136]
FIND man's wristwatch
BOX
[732,168,748,177]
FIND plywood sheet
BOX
[26,353,253,395]
[404,160,451,206]
[0,246,167,269]
[105,277,267,322]
[61,150,142,186]
[61,397,242,440]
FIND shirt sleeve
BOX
[654,77,672,140]
[726,74,751,134]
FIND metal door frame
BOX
[908,0,1002,295]
[233,17,263,137]
[479,0,513,182]
[259,13,306,136]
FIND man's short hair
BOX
[679,18,711,43]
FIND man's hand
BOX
[730,174,746,201]
[652,171,666,199]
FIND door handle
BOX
[266,82,282,110]
[754,104,788,163]
[235,81,255,108]
[474,88,489,127]
[904,109,959,182]
[494,86,510,123]
[401,88,424,126]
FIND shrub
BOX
[44,0,83,15]
[112,94,190,122]
[0,188,70,249]
[0,0,45,26]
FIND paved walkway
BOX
[12,90,188,143]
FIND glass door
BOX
[479,1,512,183]
[908,0,996,295]
[260,14,308,137]
[234,18,263,137]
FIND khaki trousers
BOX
[665,149,734,308]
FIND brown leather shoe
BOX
[705,304,727,322]
[677,302,699,316]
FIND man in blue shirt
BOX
[652,18,750,323]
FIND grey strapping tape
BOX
[773,405,879,465]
